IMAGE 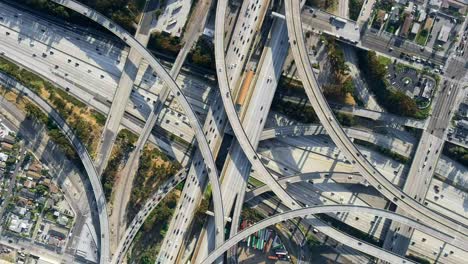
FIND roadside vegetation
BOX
[0,56,104,155]
[188,37,215,70]
[0,84,77,161]
[148,32,182,58]
[322,37,357,106]
[335,112,357,127]
[349,0,364,21]
[307,0,337,12]
[193,186,211,227]
[129,190,180,264]
[16,0,145,34]
[127,144,181,221]
[317,213,382,246]
[241,207,264,222]
[443,143,468,167]
[406,255,431,264]
[101,129,138,200]
[273,77,319,123]
[356,50,428,119]
[355,139,410,164]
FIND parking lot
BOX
[387,63,436,105]
[426,13,459,53]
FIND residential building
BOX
[400,12,414,38]
[438,24,452,42]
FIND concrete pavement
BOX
[52,0,227,253]
[284,0,468,245]
[0,72,110,263]
[200,205,458,264]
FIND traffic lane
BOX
[445,56,468,80]
[362,31,446,66]
[285,0,468,241]
[138,0,159,36]
[0,10,125,75]
[428,81,460,138]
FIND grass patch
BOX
[127,144,181,220]
[349,0,364,21]
[0,86,78,161]
[415,33,427,46]
[443,143,468,167]
[0,56,103,154]
[129,190,180,263]
[248,176,265,188]
[355,139,409,163]
[101,129,138,200]
[377,55,392,66]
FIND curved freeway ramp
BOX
[260,125,413,157]
[245,171,362,201]
[0,73,110,262]
[52,0,226,252]
[200,205,456,264]
[211,1,447,263]
[284,0,468,247]
[111,168,188,264]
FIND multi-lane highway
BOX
[194,4,289,261]
[95,0,154,176]
[111,168,188,264]
[157,1,262,262]
[0,2,212,155]
[108,0,212,252]
[212,1,448,263]
[384,15,468,256]
[260,124,414,158]
[200,205,457,264]
[284,0,468,248]
[1,0,466,263]
[0,72,110,263]
[245,171,362,201]
[52,0,227,253]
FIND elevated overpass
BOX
[111,168,188,264]
[245,171,362,201]
[0,72,110,264]
[52,0,226,257]
[212,2,460,264]
[284,0,468,249]
[260,124,414,157]
[200,205,457,264]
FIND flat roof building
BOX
[438,24,451,42]
[411,22,421,35]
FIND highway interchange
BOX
[0,0,466,263]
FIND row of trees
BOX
[356,50,420,118]
[272,96,319,124]
[444,143,468,167]
[349,0,364,21]
[148,32,182,58]
[188,37,215,70]
[17,0,144,34]
[323,37,356,105]
[0,56,104,153]
[24,103,78,161]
